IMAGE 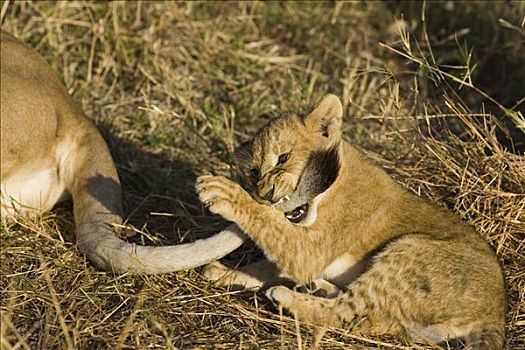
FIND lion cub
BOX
[196,95,506,349]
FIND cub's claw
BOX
[196,175,250,222]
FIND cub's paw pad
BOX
[293,279,341,298]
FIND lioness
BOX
[198,95,506,349]
[0,31,246,274]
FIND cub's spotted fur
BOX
[197,95,506,349]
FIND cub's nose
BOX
[260,186,275,203]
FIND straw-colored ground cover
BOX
[1,2,523,349]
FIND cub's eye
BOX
[250,168,259,179]
[278,152,290,165]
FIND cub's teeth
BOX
[275,195,290,206]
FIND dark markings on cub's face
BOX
[274,142,341,213]
[299,142,341,199]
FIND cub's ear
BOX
[234,140,253,164]
[304,94,343,139]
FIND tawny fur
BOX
[198,95,506,349]
[0,31,246,274]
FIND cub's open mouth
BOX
[284,203,309,223]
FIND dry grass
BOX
[1,2,523,349]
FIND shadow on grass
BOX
[53,120,241,253]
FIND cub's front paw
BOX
[294,279,342,299]
[202,261,231,283]
[266,285,295,309]
[196,175,250,222]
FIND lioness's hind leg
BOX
[203,259,281,290]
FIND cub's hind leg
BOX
[266,286,339,326]
[264,285,397,348]
[266,235,505,348]
[265,284,394,332]
[203,259,283,290]
[203,259,340,295]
